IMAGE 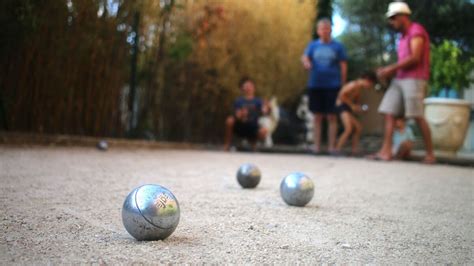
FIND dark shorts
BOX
[308,88,340,114]
[337,103,353,114]
[234,120,259,140]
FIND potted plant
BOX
[424,40,474,156]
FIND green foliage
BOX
[167,33,193,62]
[0,0,41,58]
[408,0,474,53]
[1,0,131,136]
[156,0,315,142]
[335,0,395,80]
[313,0,333,39]
[335,0,474,81]
[317,0,333,19]
[0,0,316,142]
[430,40,474,95]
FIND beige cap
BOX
[386,2,412,18]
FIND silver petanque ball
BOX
[237,163,261,188]
[361,104,369,111]
[96,140,108,151]
[122,184,180,241]
[280,172,314,207]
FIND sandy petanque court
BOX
[0,146,472,264]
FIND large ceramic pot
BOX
[424,98,471,156]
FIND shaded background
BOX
[1,0,472,143]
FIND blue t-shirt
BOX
[234,97,263,124]
[304,40,347,89]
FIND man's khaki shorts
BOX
[378,78,427,118]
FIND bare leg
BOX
[257,127,268,142]
[351,118,362,155]
[224,116,235,151]
[248,127,268,152]
[327,114,338,152]
[395,141,413,160]
[414,117,436,163]
[313,113,323,152]
[335,112,353,151]
[250,141,257,151]
[374,114,395,160]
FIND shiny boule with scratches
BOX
[122,184,180,240]
[280,172,314,207]
[236,163,261,188]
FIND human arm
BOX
[377,36,424,79]
[338,43,348,84]
[235,108,248,121]
[338,82,361,112]
[301,55,312,70]
[301,43,312,70]
[261,99,270,115]
[233,100,248,121]
[340,61,348,85]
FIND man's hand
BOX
[340,61,348,85]
[262,100,270,115]
[377,65,397,79]
[235,108,248,121]
[378,36,424,80]
[352,104,363,113]
[302,56,312,70]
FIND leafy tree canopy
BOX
[335,0,474,80]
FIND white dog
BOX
[258,96,280,147]
[296,94,314,144]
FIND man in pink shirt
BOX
[373,2,435,164]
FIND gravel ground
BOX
[0,146,472,264]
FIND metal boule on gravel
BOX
[280,172,314,207]
[122,184,180,240]
[96,140,108,151]
[236,163,261,188]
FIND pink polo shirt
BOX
[396,23,430,80]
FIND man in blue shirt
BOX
[301,18,348,154]
[224,77,269,151]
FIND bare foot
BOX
[350,150,362,157]
[310,145,321,155]
[422,155,436,164]
[365,152,391,161]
